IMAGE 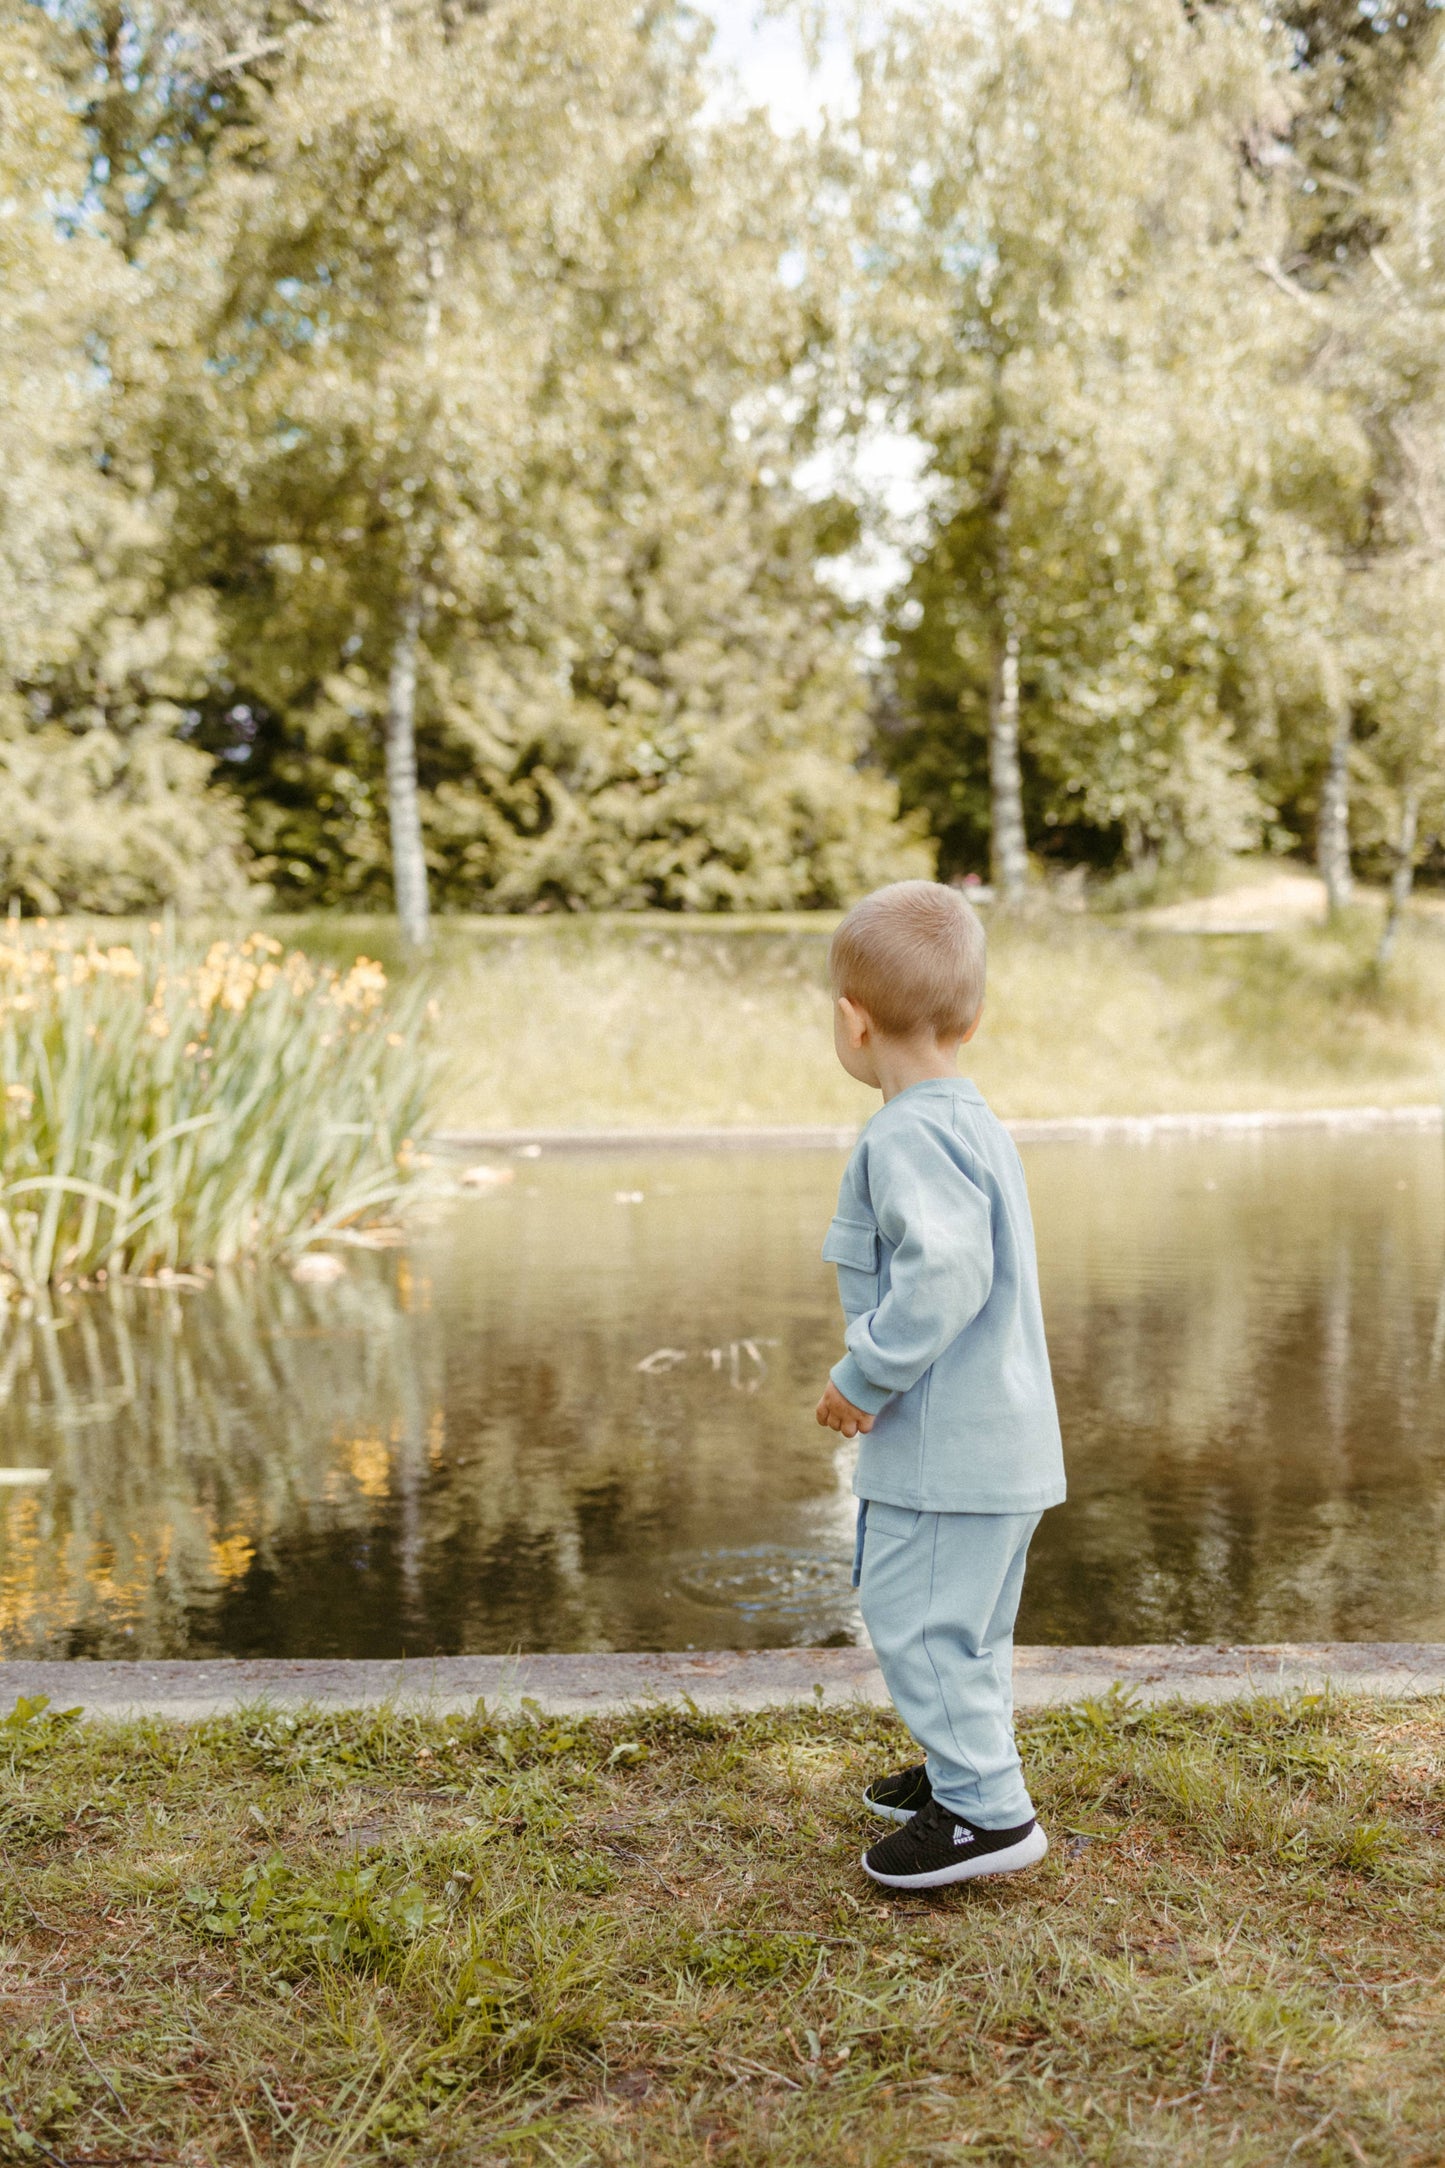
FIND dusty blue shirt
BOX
[824,1076,1066,1514]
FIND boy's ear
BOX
[837,995,871,1048]
[959,1002,983,1047]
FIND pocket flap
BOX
[821,1215,879,1271]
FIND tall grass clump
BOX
[0,924,435,1290]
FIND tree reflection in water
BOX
[1,1133,1442,1656]
[1021,1128,1445,1644]
[0,1263,443,1657]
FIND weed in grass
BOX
[672,1925,822,1987]
[181,1855,443,1976]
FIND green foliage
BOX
[2,0,1444,909]
[53,0,309,258]
[0,923,433,1287]
[137,0,925,911]
[852,0,1378,880]
[1273,0,1445,266]
[0,709,250,918]
[0,4,253,914]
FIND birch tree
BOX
[148,0,922,918]
[152,0,664,944]
[1347,43,1445,961]
[852,0,1320,897]
[1354,567,1445,963]
[1265,0,1445,914]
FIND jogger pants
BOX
[854,1498,1041,1829]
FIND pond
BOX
[1,1130,1442,1659]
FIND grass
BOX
[2,1689,1443,2164]
[279,901,1445,1131]
[0,925,435,1290]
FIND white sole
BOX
[862,1822,1049,1889]
[860,1787,921,1825]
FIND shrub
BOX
[0,923,434,1289]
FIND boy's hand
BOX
[815,1381,875,1438]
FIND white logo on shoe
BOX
[952,1827,976,1847]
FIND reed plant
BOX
[0,923,435,1290]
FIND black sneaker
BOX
[862,1763,933,1824]
[862,1798,1048,1889]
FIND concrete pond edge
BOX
[434,1105,1444,1153]
[5,1645,1445,1722]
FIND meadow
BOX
[3,886,1441,1293]
[285,890,1445,1134]
[1,1688,1442,2165]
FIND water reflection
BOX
[0,1133,1441,1656]
[0,1265,444,1657]
[1025,1131,1445,1643]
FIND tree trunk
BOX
[385,595,430,951]
[988,622,1028,906]
[1317,703,1354,918]
[1375,781,1421,970]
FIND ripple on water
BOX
[669,1545,854,1621]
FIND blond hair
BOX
[829,880,986,1041]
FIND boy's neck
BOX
[873,1035,962,1104]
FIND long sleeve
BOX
[830,1122,994,1415]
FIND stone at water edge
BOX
[292,1251,346,1285]
[459,1164,516,1190]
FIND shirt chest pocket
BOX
[822,1214,881,1308]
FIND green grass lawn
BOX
[3,1690,1443,2164]
[279,901,1445,1131]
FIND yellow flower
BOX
[195,942,233,1012]
[332,956,388,1012]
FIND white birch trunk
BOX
[377,121,444,951]
[989,622,1028,906]
[385,594,430,950]
[1317,701,1354,918]
[1375,781,1421,970]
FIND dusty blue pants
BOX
[853,1499,1041,1828]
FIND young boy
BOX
[816,880,1066,1890]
